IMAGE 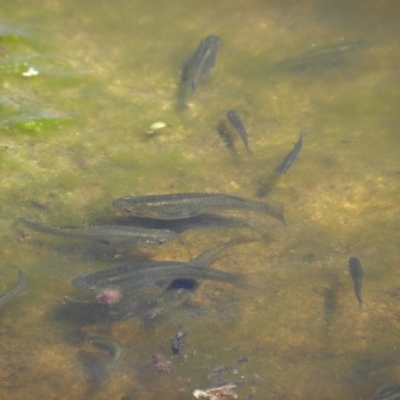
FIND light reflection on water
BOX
[0,0,400,399]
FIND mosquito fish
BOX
[0,269,27,310]
[348,257,364,307]
[88,337,125,369]
[111,192,285,225]
[19,218,178,245]
[360,384,400,400]
[178,35,221,109]
[71,236,266,294]
[226,110,252,154]
[275,130,308,175]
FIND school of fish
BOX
[2,31,380,399]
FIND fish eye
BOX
[124,208,131,213]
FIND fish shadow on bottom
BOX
[255,174,281,198]
[77,350,109,388]
[52,278,240,329]
[53,236,262,327]
[52,280,201,327]
[110,213,250,234]
[52,300,118,326]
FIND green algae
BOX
[0,111,72,133]
[0,56,31,76]
[1,113,65,133]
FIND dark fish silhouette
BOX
[226,110,251,154]
[348,257,364,307]
[275,130,308,175]
[178,35,221,109]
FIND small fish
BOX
[111,192,285,225]
[71,236,266,295]
[277,39,364,71]
[0,269,27,310]
[171,331,186,355]
[275,130,308,175]
[360,384,400,400]
[88,337,125,369]
[226,110,252,154]
[19,218,177,245]
[178,35,221,109]
[348,257,364,307]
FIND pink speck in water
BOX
[96,289,121,305]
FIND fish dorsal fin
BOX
[191,235,260,267]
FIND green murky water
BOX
[1,0,400,399]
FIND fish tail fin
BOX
[234,272,269,295]
[262,202,287,225]
[19,218,63,236]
